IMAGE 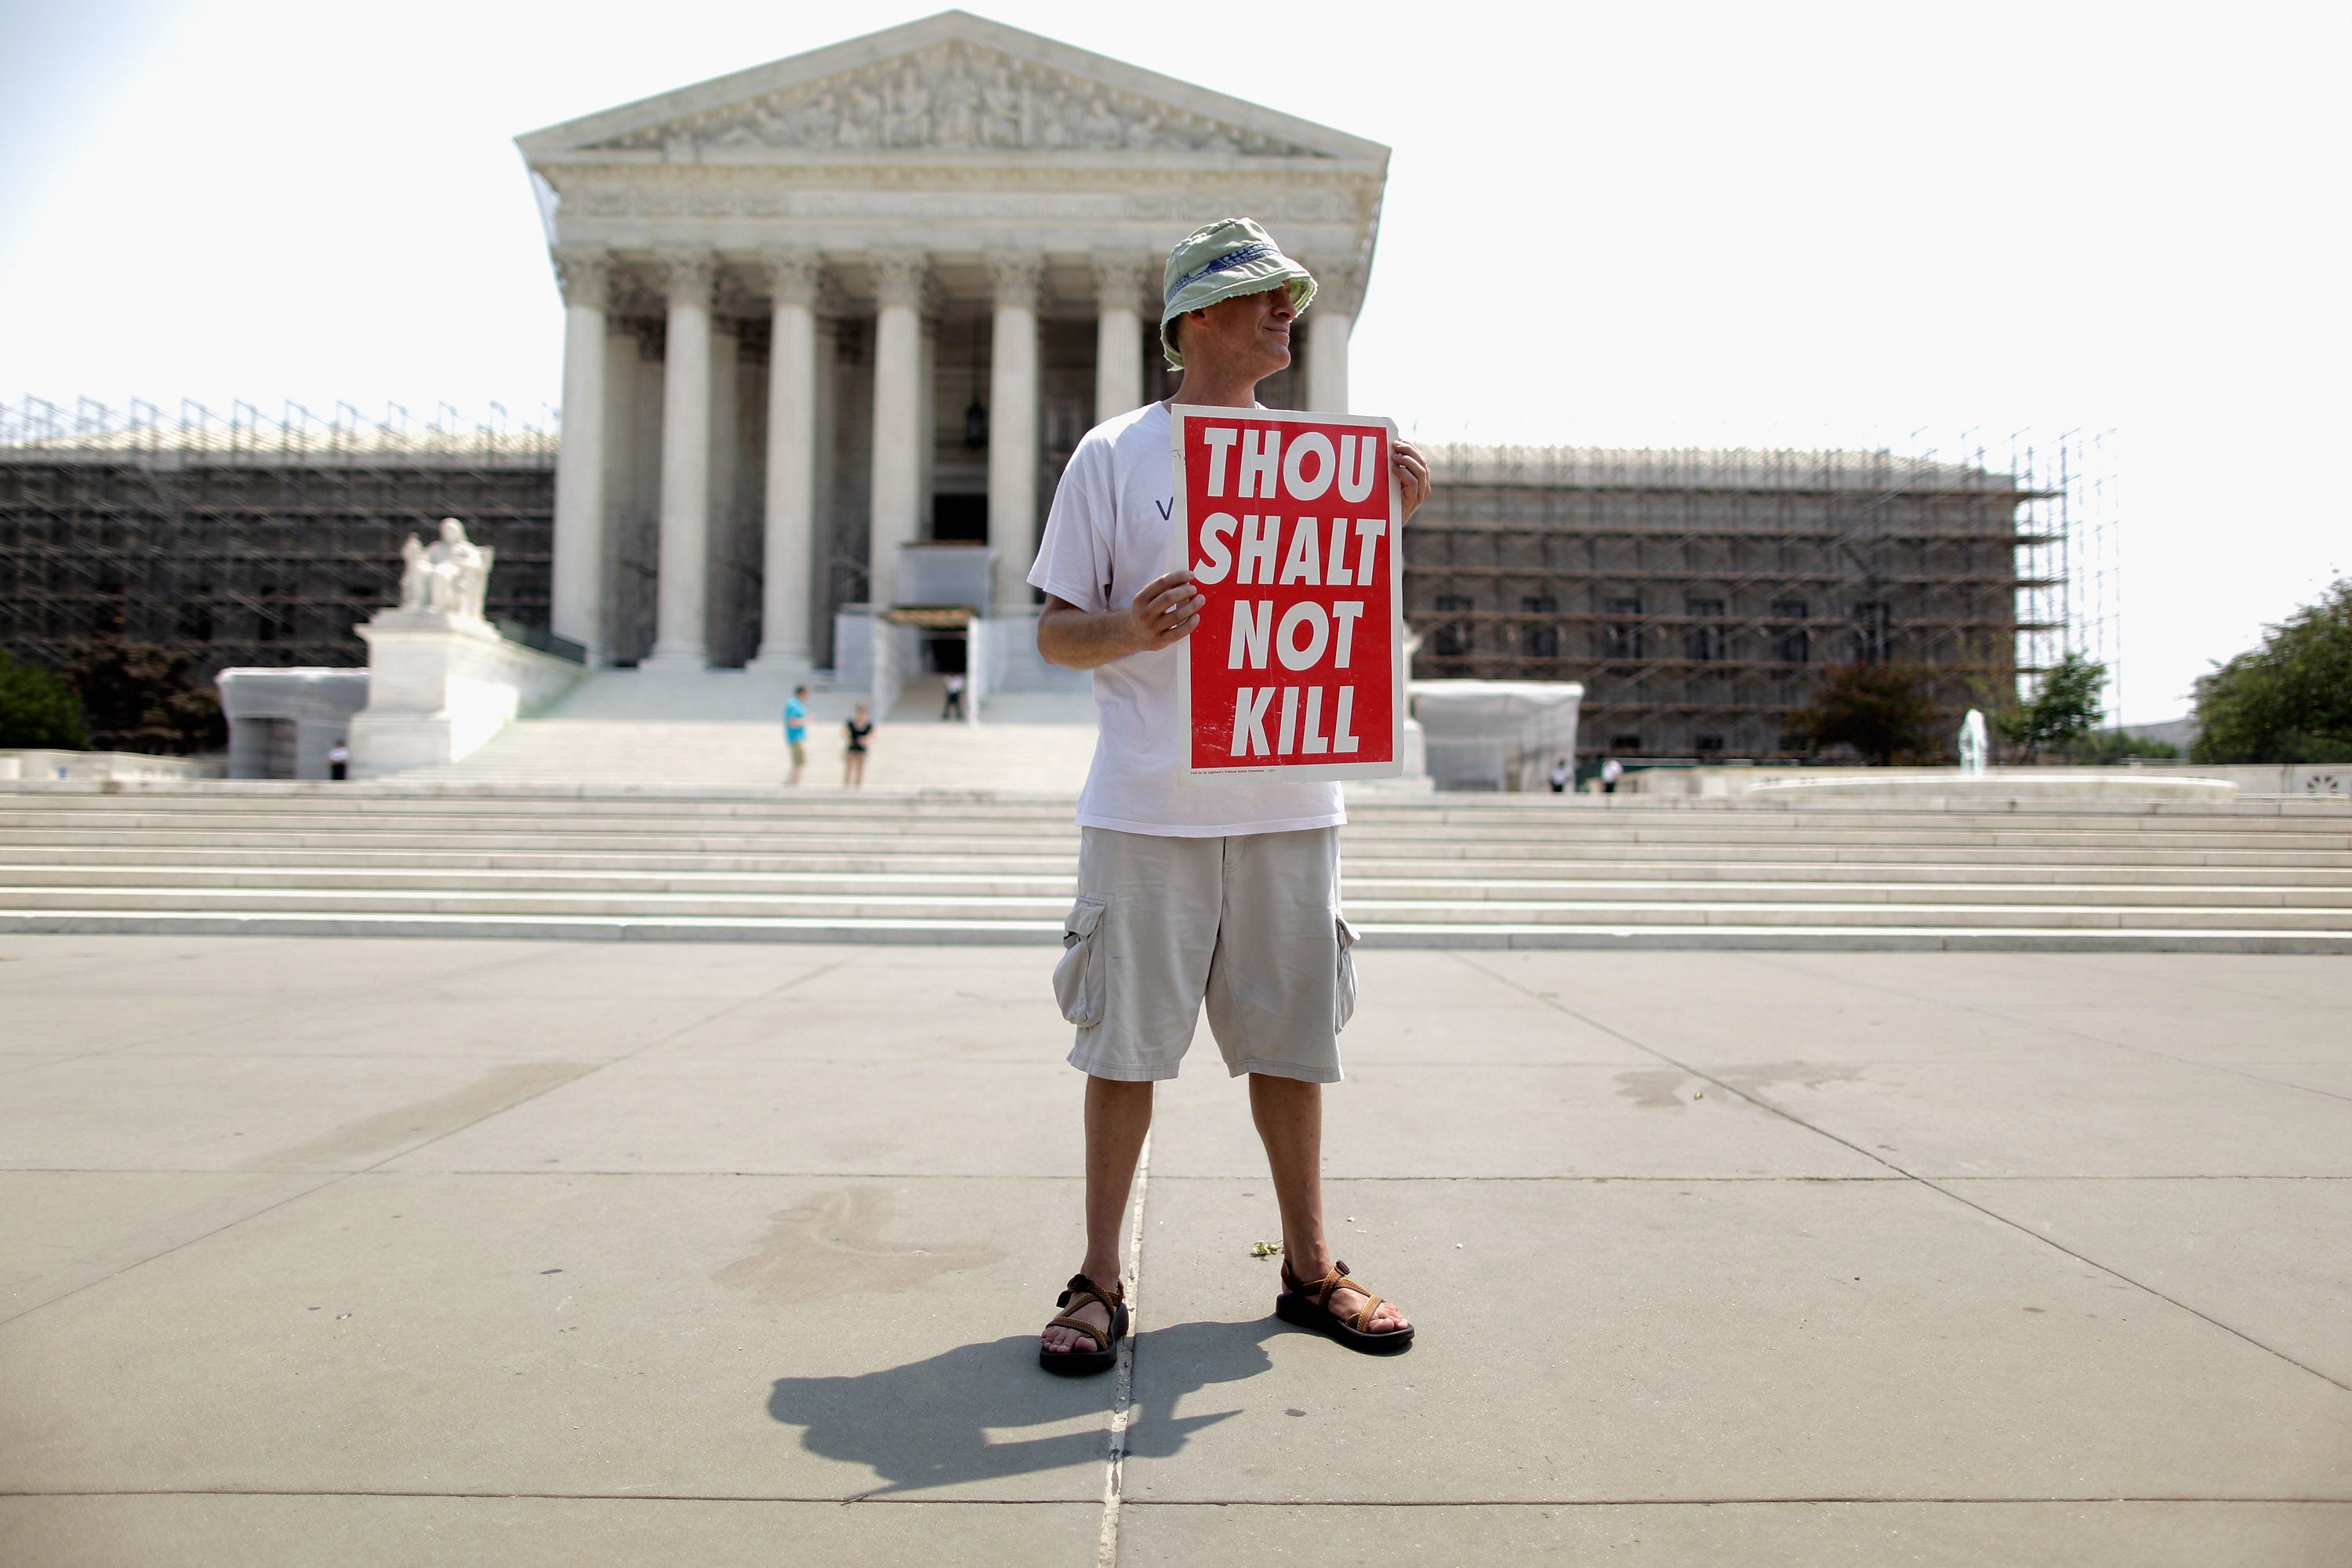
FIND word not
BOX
[1225,600,1367,671]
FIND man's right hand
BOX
[1038,572,1205,670]
[1125,570,1204,652]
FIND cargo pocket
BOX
[1054,896,1109,1027]
[1332,913,1359,1034]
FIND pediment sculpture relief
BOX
[589,42,1322,158]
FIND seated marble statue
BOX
[397,518,495,620]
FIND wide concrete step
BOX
[6,811,2348,859]
[5,884,2348,930]
[9,794,2350,839]
[4,906,2343,953]
[9,846,2350,886]
[10,864,2352,909]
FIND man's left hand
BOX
[1393,439,1432,521]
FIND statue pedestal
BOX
[347,610,583,779]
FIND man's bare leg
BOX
[1247,1073,1410,1334]
[1040,1076,1153,1354]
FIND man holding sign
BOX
[1029,219,1429,1371]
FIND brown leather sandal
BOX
[1276,1258,1414,1353]
[1037,1272,1127,1377]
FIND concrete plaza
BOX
[2,935,2347,1565]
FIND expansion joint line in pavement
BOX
[1098,1130,1153,1568]
[1449,951,2352,1397]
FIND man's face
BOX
[1180,286,1295,380]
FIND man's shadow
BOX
[768,1317,1287,1495]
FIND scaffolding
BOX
[0,396,559,704]
[1407,434,2118,760]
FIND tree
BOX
[0,651,89,750]
[59,641,226,755]
[2193,579,2352,764]
[1995,651,2107,763]
[1792,662,1944,765]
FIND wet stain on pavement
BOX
[1712,1062,1867,1094]
[1614,1069,1691,1109]
[243,1061,594,1168]
[716,1186,1006,1305]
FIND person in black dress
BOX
[843,702,873,786]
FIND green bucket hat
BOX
[1160,217,1317,370]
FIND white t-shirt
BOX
[1029,401,1346,838]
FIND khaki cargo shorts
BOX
[1053,826,1358,1083]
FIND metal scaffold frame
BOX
[0,395,560,684]
[1406,433,2119,760]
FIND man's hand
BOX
[1394,438,1432,521]
[1037,571,1206,670]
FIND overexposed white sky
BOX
[4,0,2346,722]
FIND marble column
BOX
[750,249,820,673]
[706,314,742,664]
[866,250,927,612]
[1306,262,1362,415]
[550,247,611,662]
[986,252,1044,611]
[648,248,718,666]
[1091,253,1149,427]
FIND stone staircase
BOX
[389,664,1102,791]
[2,786,2349,951]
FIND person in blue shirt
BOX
[782,685,809,786]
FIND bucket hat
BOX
[1160,217,1317,369]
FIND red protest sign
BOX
[1170,407,1404,781]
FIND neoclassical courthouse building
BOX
[524,9,1385,674]
[0,9,2035,760]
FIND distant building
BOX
[0,410,554,683]
[1406,446,2047,760]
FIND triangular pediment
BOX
[518,11,1385,165]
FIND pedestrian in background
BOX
[1602,756,1624,794]
[1548,757,1570,793]
[843,702,873,786]
[783,684,809,786]
[327,740,350,781]
[942,671,967,720]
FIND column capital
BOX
[986,251,1047,312]
[869,249,929,311]
[552,247,613,310]
[1090,252,1153,315]
[1307,257,1367,318]
[654,248,720,308]
[760,248,823,310]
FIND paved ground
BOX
[2,935,2347,1566]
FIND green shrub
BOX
[0,651,90,750]
[1995,652,2107,762]
[1792,662,1945,765]
[59,641,225,755]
